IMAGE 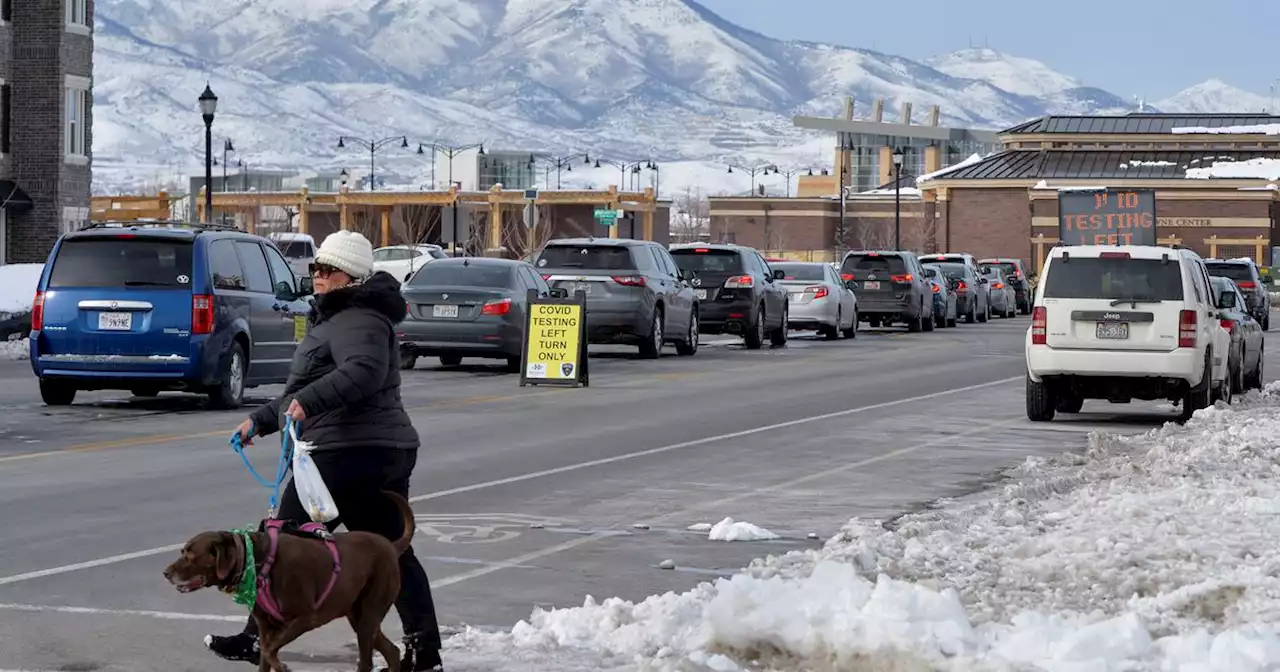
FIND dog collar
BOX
[226,528,258,611]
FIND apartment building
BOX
[0,0,94,264]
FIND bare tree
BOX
[392,205,441,246]
[855,219,893,250]
[501,204,556,262]
[671,187,709,244]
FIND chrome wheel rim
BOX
[229,351,244,400]
[653,313,663,350]
[690,314,698,348]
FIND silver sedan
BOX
[773,261,858,339]
[983,268,1017,318]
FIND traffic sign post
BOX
[523,200,538,261]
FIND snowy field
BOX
[434,389,1280,671]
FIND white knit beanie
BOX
[315,230,374,279]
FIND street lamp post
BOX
[338,169,349,190]
[773,167,808,197]
[727,163,778,196]
[892,148,905,251]
[336,134,409,191]
[198,84,218,223]
[532,153,591,189]
[594,159,657,192]
[422,143,485,257]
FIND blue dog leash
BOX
[230,417,296,516]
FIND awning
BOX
[0,180,33,212]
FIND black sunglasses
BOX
[308,262,342,277]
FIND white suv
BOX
[1025,245,1230,422]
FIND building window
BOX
[0,81,8,155]
[65,0,89,31]
[1,0,12,23]
[65,82,90,161]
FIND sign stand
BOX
[518,289,589,388]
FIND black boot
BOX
[204,632,260,665]
[379,632,442,672]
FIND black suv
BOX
[1204,258,1270,330]
[669,243,789,349]
[839,250,934,332]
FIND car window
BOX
[275,239,313,259]
[408,262,513,288]
[773,263,825,281]
[756,253,775,278]
[235,241,274,294]
[1043,256,1185,301]
[926,262,966,281]
[428,248,448,260]
[1204,262,1255,282]
[842,253,908,276]
[262,244,297,295]
[670,248,744,273]
[374,248,409,262]
[656,248,680,277]
[648,247,670,276]
[981,262,1020,279]
[209,239,247,291]
[537,245,637,270]
[47,237,194,289]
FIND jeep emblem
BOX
[1103,312,1120,320]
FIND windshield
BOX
[1043,258,1184,301]
[49,238,194,288]
[537,245,636,271]
[981,262,1020,279]
[276,240,313,259]
[1204,263,1255,283]
[770,263,825,281]
[841,254,907,275]
[408,263,512,288]
[670,249,743,273]
[930,262,966,281]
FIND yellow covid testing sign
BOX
[520,292,588,387]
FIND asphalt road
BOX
[0,316,1268,671]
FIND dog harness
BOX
[256,519,341,623]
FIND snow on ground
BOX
[706,517,779,542]
[0,264,42,317]
[1186,157,1280,180]
[0,337,28,361]
[447,389,1280,670]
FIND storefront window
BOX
[477,152,536,190]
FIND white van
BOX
[1025,245,1230,422]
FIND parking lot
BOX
[0,313,1268,671]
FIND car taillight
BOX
[806,285,828,299]
[992,282,1004,289]
[1220,318,1236,333]
[1178,309,1197,348]
[891,274,912,283]
[956,280,968,292]
[932,284,941,294]
[724,275,753,288]
[481,298,512,315]
[1238,281,1257,289]
[1031,306,1047,344]
[192,294,215,335]
[31,291,45,331]
[840,273,854,281]
[612,275,646,287]
[541,274,551,281]
[1099,251,1130,259]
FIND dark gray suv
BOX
[535,238,699,358]
[839,250,934,332]
[1204,258,1270,330]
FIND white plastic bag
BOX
[289,423,339,523]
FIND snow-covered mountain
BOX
[87,0,1260,196]
[1154,78,1271,114]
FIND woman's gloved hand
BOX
[233,418,255,445]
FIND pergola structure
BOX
[90,191,183,222]
[191,184,661,250]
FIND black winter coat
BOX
[250,271,419,452]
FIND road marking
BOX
[433,532,617,589]
[0,602,241,622]
[0,375,1020,586]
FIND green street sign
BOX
[594,208,622,223]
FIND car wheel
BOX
[921,311,935,332]
[824,310,841,340]
[907,314,923,332]
[676,312,699,356]
[1055,394,1083,413]
[399,351,418,371]
[1025,374,1055,421]
[639,307,664,359]
[1264,314,1271,331]
[439,355,463,367]
[946,314,957,328]
[1180,353,1213,422]
[842,312,857,339]
[965,305,976,324]
[39,379,77,406]
[770,305,789,346]
[744,305,765,350]
[1248,342,1265,390]
[1231,350,1246,395]
[505,356,522,374]
[208,342,246,410]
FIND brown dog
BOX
[164,491,416,672]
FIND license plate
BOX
[573,283,592,295]
[98,312,132,331]
[863,281,881,290]
[432,304,459,318]
[1096,322,1129,339]
[694,289,707,300]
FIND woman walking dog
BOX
[207,230,444,671]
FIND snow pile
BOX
[0,264,42,318]
[449,389,1280,670]
[915,153,984,184]
[1120,160,1176,168]
[0,338,28,361]
[1185,157,1280,180]
[1172,124,1280,135]
[707,517,779,542]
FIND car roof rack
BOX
[79,220,241,232]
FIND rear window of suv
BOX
[1043,257,1184,301]
[841,254,907,275]
[48,238,194,288]
[409,263,512,288]
[670,249,744,273]
[981,262,1020,279]
[537,245,636,271]
[771,263,824,281]
[1204,262,1255,283]
[275,240,314,259]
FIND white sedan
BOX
[373,244,448,282]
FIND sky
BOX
[694,0,1278,101]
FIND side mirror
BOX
[1218,291,1237,309]
[844,279,857,291]
[274,282,296,302]
[297,277,314,296]
[772,269,786,280]
[549,287,569,299]
[405,272,415,282]
[979,277,989,285]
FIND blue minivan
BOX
[29,222,314,408]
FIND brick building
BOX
[0,0,94,264]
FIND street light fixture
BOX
[594,158,658,192]
[418,143,484,256]
[198,84,218,223]
[727,163,778,196]
[892,148,906,251]
[336,134,409,191]
[530,153,591,189]
[772,167,809,197]
[338,168,349,189]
